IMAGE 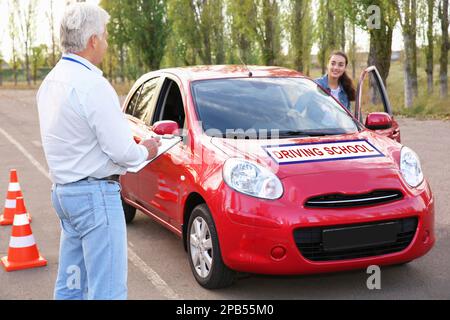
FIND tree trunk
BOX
[25,41,31,86]
[292,0,305,72]
[398,0,418,107]
[13,62,17,87]
[368,27,393,86]
[262,0,277,66]
[49,0,56,66]
[203,34,212,65]
[119,46,125,83]
[318,0,337,74]
[404,32,415,108]
[109,53,113,84]
[0,57,3,86]
[238,34,251,64]
[352,23,356,80]
[440,0,449,98]
[33,61,37,85]
[367,23,394,105]
[411,0,418,98]
[426,0,434,94]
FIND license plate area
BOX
[322,221,399,252]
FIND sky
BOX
[0,0,404,63]
[0,0,99,61]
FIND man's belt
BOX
[102,175,120,182]
[80,175,120,183]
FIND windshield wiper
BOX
[278,130,333,137]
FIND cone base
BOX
[0,215,13,225]
[1,255,47,272]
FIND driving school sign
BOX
[263,139,384,165]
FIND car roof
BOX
[143,65,304,82]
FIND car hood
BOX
[211,130,402,180]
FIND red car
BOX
[120,65,435,289]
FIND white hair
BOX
[60,3,110,54]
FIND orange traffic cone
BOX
[0,169,31,225]
[1,197,47,271]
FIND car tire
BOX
[122,198,136,224]
[187,204,235,289]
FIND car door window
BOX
[132,77,160,124]
[125,85,143,116]
[355,67,392,124]
[153,79,186,129]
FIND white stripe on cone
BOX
[13,213,29,226]
[4,199,16,208]
[8,182,21,192]
[9,234,36,248]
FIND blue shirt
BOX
[314,75,351,111]
[37,53,149,184]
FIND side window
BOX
[357,70,392,123]
[153,79,186,129]
[125,85,142,116]
[133,77,160,124]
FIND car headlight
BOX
[400,146,424,187]
[223,158,283,200]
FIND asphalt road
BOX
[0,89,449,300]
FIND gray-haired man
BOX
[36,3,159,300]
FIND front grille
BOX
[305,190,403,208]
[294,217,418,262]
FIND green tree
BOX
[395,0,419,108]
[316,0,347,74]
[249,0,281,66]
[125,0,169,71]
[46,0,57,67]
[31,44,47,84]
[166,0,199,66]
[227,0,260,65]
[165,0,227,66]
[287,0,313,73]
[8,0,19,86]
[438,0,449,98]
[424,0,435,94]
[15,0,37,85]
[345,0,397,87]
[101,0,131,82]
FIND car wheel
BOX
[187,204,235,289]
[121,198,136,224]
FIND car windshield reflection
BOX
[191,77,360,139]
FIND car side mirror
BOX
[365,112,393,130]
[152,120,180,135]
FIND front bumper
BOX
[210,178,435,275]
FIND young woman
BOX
[315,51,356,111]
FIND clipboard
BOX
[127,134,182,173]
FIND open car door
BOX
[355,66,401,142]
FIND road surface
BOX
[0,89,449,299]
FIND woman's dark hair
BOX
[329,51,356,102]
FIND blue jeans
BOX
[51,179,127,300]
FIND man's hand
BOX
[140,136,161,160]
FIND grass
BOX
[0,81,41,90]
[387,62,450,120]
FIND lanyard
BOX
[62,56,91,71]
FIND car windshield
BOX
[191,77,360,138]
